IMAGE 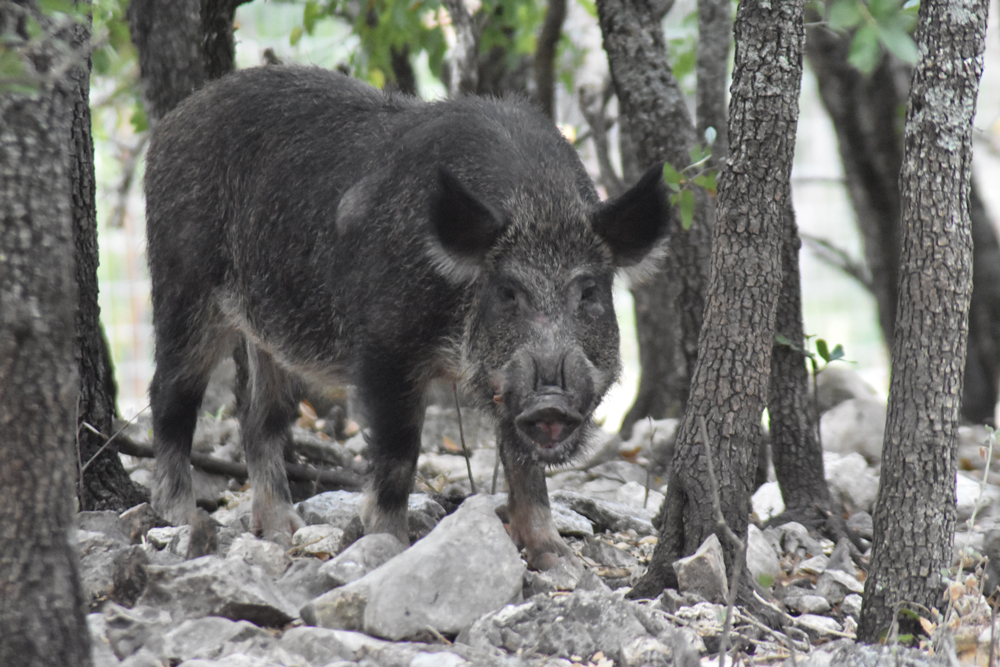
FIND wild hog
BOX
[144,65,669,570]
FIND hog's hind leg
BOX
[241,343,305,544]
[357,357,427,546]
[149,307,234,529]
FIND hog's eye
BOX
[580,283,598,302]
[498,285,518,304]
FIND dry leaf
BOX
[919,616,937,635]
[442,435,463,452]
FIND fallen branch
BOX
[116,435,363,490]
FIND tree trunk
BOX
[629,0,805,598]
[0,5,92,664]
[70,12,146,512]
[128,0,248,125]
[534,0,567,119]
[857,0,987,641]
[596,0,713,438]
[696,0,730,163]
[768,201,832,524]
[806,16,1000,426]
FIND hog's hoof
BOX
[253,503,305,546]
[526,540,583,572]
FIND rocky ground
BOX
[79,368,1000,667]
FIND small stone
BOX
[825,537,859,576]
[318,533,407,587]
[672,533,728,604]
[814,569,864,605]
[581,536,638,569]
[551,503,595,537]
[302,495,524,640]
[787,594,832,615]
[111,546,150,607]
[292,524,345,558]
[795,613,843,639]
[746,524,781,586]
[795,554,828,576]
[845,511,873,540]
[118,504,169,545]
[226,534,292,578]
[137,555,298,626]
[840,593,863,619]
[146,526,187,551]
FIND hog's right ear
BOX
[429,166,505,284]
[591,163,671,282]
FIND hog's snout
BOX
[515,391,584,449]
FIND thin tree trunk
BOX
[768,201,832,523]
[629,0,805,599]
[128,0,248,125]
[70,11,146,512]
[696,0,730,162]
[857,0,987,640]
[596,0,713,438]
[0,4,91,663]
[534,0,567,119]
[806,17,1000,425]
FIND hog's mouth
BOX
[513,388,587,463]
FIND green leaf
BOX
[692,171,717,195]
[828,0,862,30]
[829,344,846,361]
[868,0,900,22]
[677,189,695,230]
[38,0,79,16]
[303,1,322,34]
[662,162,683,191]
[775,333,793,346]
[688,144,708,166]
[877,22,918,63]
[757,573,774,588]
[816,339,831,363]
[130,102,147,133]
[289,25,303,46]
[0,49,28,81]
[704,126,717,146]
[848,23,881,74]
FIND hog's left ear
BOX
[429,166,505,283]
[591,163,671,279]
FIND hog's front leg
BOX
[500,438,581,571]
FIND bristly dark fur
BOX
[144,64,670,568]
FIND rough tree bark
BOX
[0,4,92,664]
[768,201,832,526]
[127,0,249,126]
[628,0,805,598]
[70,11,146,512]
[534,0,567,119]
[806,18,1000,425]
[596,0,713,438]
[857,0,987,641]
[695,0,730,163]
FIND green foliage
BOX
[826,0,919,75]
[775,333,847,375]
[660,135,718,230]
[664,9,698,93]
[89,0,145,138]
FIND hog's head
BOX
[429,163,670,464]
